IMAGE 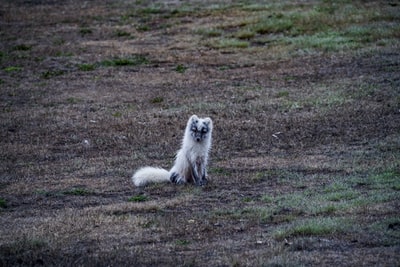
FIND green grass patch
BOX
[101,55,149,67]
[350,169,400,191]
[324,181,349,193]
[150,96,164,104]
[289,31,360,52]
[128,195,148,202]
[259,208,300,224]
[367,170,400,189]
[196,28,223,37]
[261,195,273,203]
[175,64,187,73]
[175,239,190,246]
[258,177,357,218]
[368,217,400,246]
[136,24,150,32]
[276,91,289,98]
[242,196,254,203]
[112,111,122,118]
[326,190,359,202]
[55,51,73,57]
[41,70,64,79]
[35,189,62,197]
[252,14,294,34]
[139,6,166,15]
[235,29,256,40]
[241,4,270,12]
[53,38,65,46]
[115,30,131,37]
[217,65,232,71]
[207,38,249,49]
[254,168,398,227]
[316,205,338,215]
[4,66,22,72]
[79,27,93,35]
[63,188,92,196]
[194,1,398,54]
[274,217,350,240]
[66,97,82,104]
[78,63,96,71]
[13,44,32,51]
[0,198,7,208]
[306,90,350,109]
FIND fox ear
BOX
[190,115,199,122]
[204,117,212,126]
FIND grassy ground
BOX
[1,0,399,266]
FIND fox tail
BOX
[132,167,170,187]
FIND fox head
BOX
[188,115,212,142]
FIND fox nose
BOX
[196,137,201,142]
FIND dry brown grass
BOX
[1,0,399,266]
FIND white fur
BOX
[132,115,212,187]
[132,167,170,187]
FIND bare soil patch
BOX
[1,0,399,266]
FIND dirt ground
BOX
[1,0,399,266]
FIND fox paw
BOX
[170,172,185,185]
[196,178,208,186]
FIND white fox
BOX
[132,115,213,187]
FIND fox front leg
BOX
[192,162,207,186]
[200,167,208,186]
[191,165,202,186]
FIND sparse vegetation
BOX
[115,30,131,37]
[100,55,149,67]
[274,217,351,241]
[13,44,32,51]
[0,198,6,208]
[0,0,399,266]
[175,64,187,73]
[128,195,148,202]
[196,28,223,37]
[63,188,92,196]
[276,91,289,98]
[3,66,21,72]
[150,96,164,104]
[112,111,122,118]
[175,239,190,246]
[66,97,82,104]
[78,63,96,71]
[207,38,250,49]
[41,69,64,79]
[79,27,93,35]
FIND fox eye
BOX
[201,128,207,133]
[191,126,197,132]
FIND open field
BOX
[1,0,399,266]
